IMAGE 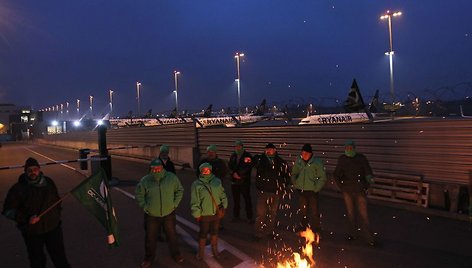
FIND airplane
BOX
[109,101,270,129]
[299,79,376,125]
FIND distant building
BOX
[0,104,37,140]
[0,104,16,135]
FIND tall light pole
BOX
[173,71,180,113]
[136,82,142,117]
[234,52,245,116]
[76,99,80,115]
[109,89,114,116]
[380,10,402,107]
[89,95,93,115]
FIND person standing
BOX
[228,139,254,223]
[190,163,228,260]
[253,143,289,241]
[158,144,176,174]
[196,144,228,180]
[197,145,229,229]
[333,140,376,246]
[291,144,327,233]
[157,144,175,241]
[136,159,184,267]
[2,157,70,268]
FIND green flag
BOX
[71,168,120,247]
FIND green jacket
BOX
[135,171,184,217]
[190,174,228,218]
[291,155,327,192]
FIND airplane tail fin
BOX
[170,108,178,118]
[254,99,267,116]
[368,90,380,113]
[343,79,366,113]
[203,104,213,117]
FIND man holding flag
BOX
[2,157,70,268]
[136,159,184,267]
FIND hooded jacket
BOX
[190,174,228,218]
[2,173,62,235]
[254,154,289,194]
[135,171,184,217]
[333,153,373,193]
[228,150,254,185]
[291,155,327,192]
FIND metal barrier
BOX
[35,118,472,211]
[0,157,108,171]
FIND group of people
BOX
[2,140,376,268]
[136,140,376,267]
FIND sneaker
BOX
[141,260,152,268]
[173,255,184,263]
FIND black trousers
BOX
[21,224,70,268]
[144,211,180,261]
[198,216,220,239]
[298,190,321,231]
[231,183,253,219]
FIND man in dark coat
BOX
[2,157,70,268]
[159,144,176,174]
[253,143,289,240]
[196,145,228,180]
[228,140,254,223]
[334,140,376,246]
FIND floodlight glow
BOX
[97,120,104,125]
[73,120,81,127]
[52,120,58,126]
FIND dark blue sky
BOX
[0,0,471,116]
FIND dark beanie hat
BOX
[265,143,276,149]
[24,157,40,171]
[301,143,313,153]
[345,139,356,147]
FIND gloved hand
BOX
[29,215,40,225]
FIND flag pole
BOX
[38,192,73,218]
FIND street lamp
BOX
[174,71,181,113]
[89,95,93,114]
[380,10,402,107]
[136,82,142,117]
[76,99,80,115]
[109,89,114,116]
[234,52,245,117]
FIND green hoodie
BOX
[190,174,228,218]
[135,171,184,217]
[291,155,327,192]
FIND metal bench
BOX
[368,171,429,207]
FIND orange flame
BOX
[276,228,319,268]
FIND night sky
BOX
[0,0,471,116]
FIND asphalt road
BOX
[1,143,471,268]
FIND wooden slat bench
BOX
[368,171,429,207]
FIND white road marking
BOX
[26,148,77,171]
[112,188,258,268]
